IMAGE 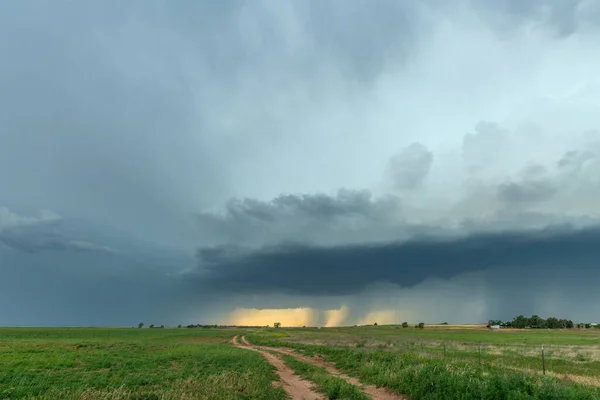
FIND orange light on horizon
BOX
[222,306,350,327]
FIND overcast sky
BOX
[2,0,600,326]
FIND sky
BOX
[2,0,600,326]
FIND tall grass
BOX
[254,327,600,379]
[249,333,600,399]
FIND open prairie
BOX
[2,325,600,399]
[0,328,285,400]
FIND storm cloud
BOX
[196,138,600,249]
[0,208,117,254]
[193,225,600,296]
[3,0,600,326]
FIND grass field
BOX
[2,325,600,399]
[248,324,600,399]
[266,324,600,373]
[0,327,286,400]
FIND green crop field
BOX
[2,325,600,399]
[0,327,285,400]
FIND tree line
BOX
[487,315,599,329]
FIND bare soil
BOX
[237,336,407,400]
[232,336,323,400]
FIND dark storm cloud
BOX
[0,226,117,254]
[0,208,116,254]
[0,246,204,326]
[191,225,600,296]
[196,189,406,247]
[0,209,208,326]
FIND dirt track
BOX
[232,336,322,399]
[234,335,406,400]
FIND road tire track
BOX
[231,336,323,400]
[240,336,407,400]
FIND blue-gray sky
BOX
[2,0,600,326]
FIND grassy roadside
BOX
[268,326,600,378]
[278,353,369,400]
[249,333,600,400]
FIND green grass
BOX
[5,326,600,399]
[279,325,600,346]
[0,328,286,400]
[279,354,369,400]
[249,330,600,399]
[326,348,599,400]
[262,326,600,379]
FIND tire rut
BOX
[238,336,407,400]
[231,336,323,400]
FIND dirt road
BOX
[231,336,322,400]
[234,335,407,400]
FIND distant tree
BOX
[546,317,560,329]
[274,322,281,328]
[149,324,155,329]
[160,325,165,329]
[557,319,569,329]
[373,322,378,326]
[417,322,425,329]
[512,315,529,329]
[529,315,546,329]
[401,322,409,328]
[585,323,591,329]
[493,316,576,329]
[177,324,182,329]
[138,322,144,329]
[440,322,448,325]
[566,320,574,329]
